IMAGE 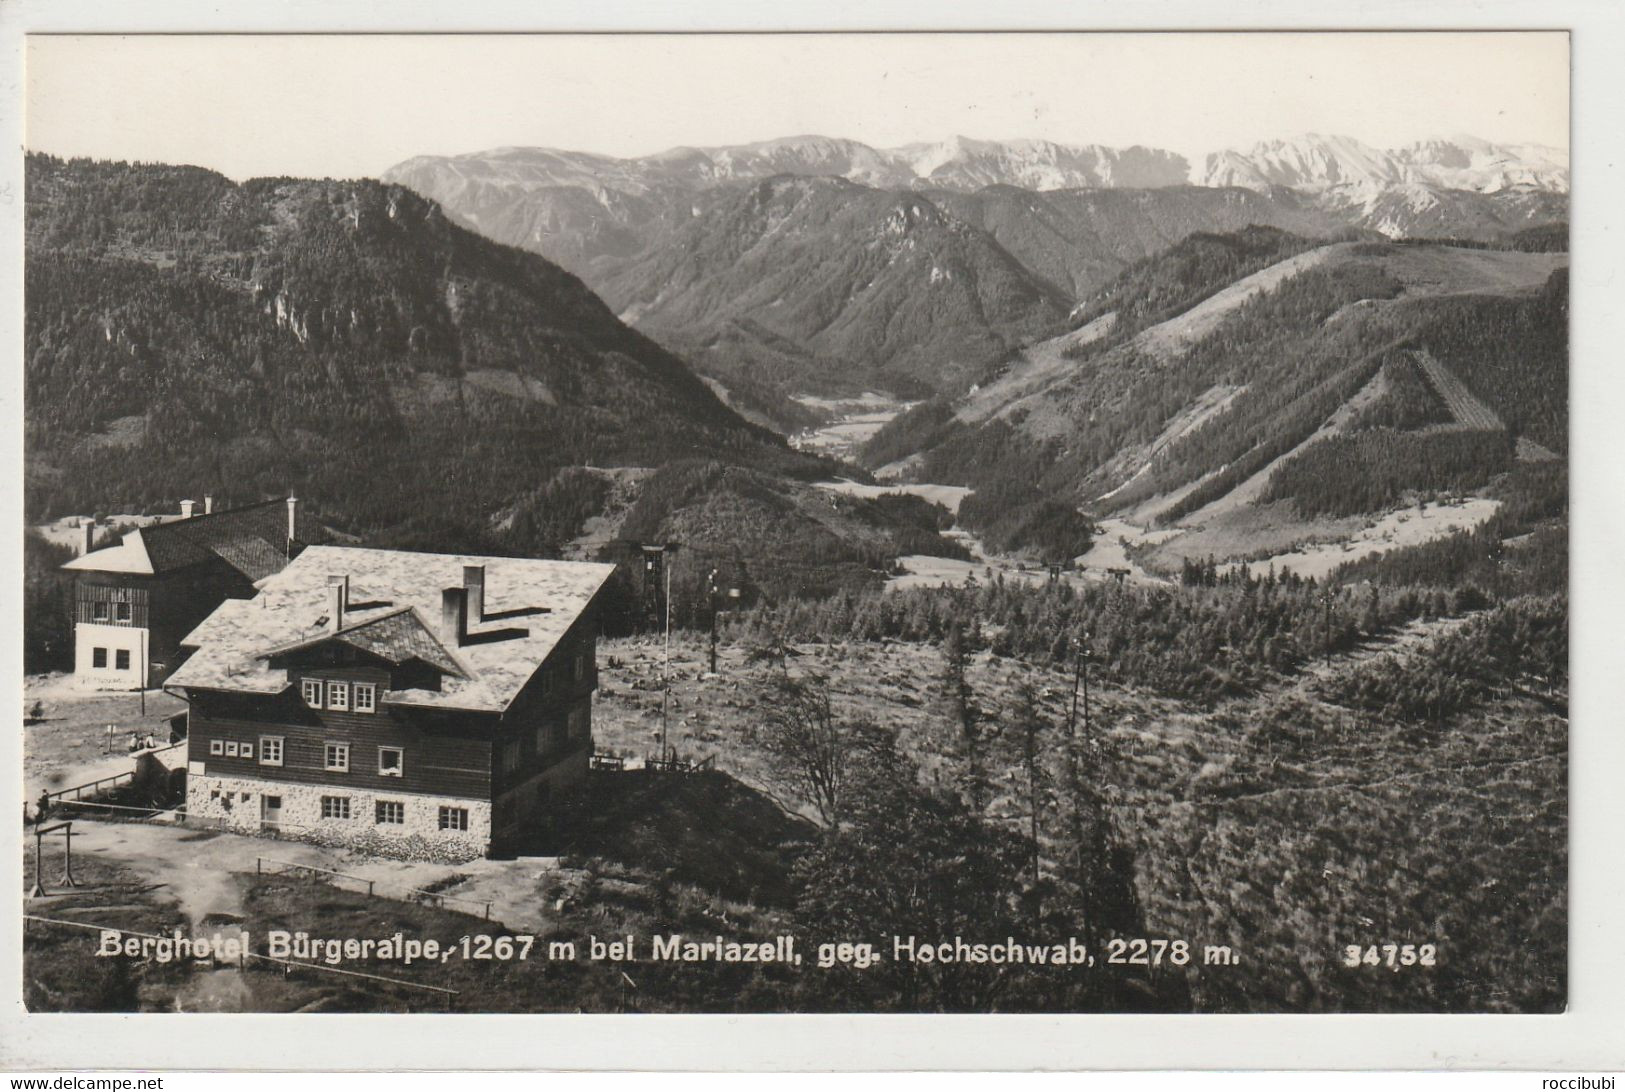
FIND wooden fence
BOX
[255,856,492,920]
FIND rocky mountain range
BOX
[1198,133,1569,194]
[383,133,1567,414]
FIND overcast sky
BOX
[26,32,1569,181]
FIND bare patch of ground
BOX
[23,678,186,798]
[563,467,654,560]
[1131,244,1351,362]
[1136,496,1501,580]
[814,478,973,516]
[1239,497,1502,581]
[1178,367,1390,527]
[789,393,913,463]
[955,311,1117,425]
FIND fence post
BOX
[256,858,262,876]
[484,902,491,920]
[367,880,375,898]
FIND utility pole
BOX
[707,568,720,676]
[1321,590,1334,665]
[662,548,673,763]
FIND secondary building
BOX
[165,545,617,859]
[60,496,327,689]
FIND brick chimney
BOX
[203,494,214,515]
[180,499,196,519]
[326,574,349,633]
[440,587,467,647]
[286,495,299,544]
[79,518,96,556]
[463,565,485,623]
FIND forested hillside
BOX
[864,231,1567,573]
[23,154,828,551]
[594,176,1073,396]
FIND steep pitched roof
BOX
[63,498,328,580]
[168,546,617,713]
[264,606,468,678]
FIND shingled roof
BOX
[62,498,328,580]
[263,606,469,678]
[168,546,617,713]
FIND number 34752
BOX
[1343,943,1437,968]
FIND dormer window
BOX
[326,680,350,711]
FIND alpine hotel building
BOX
[167,546,616,858]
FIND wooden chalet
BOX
[165,546,616,858]
[60,496,327,689]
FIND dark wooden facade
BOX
[74,560,256,681]
[185,612,600,830]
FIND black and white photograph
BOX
[10,24,1586,1029]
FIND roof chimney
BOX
[286,495,298,544]
[204,494,214,515]
[463,565,485,623]
[326,574,348,633]
[440,587,468,648]
[180,499,196,519]
[79,518,96,556]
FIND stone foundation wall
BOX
[186,772,491,862]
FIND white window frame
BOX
[378,746,403,777]
[92,602,109,622]
[209,739,224,756]
[324,742,350,772]
[326,680,350,712]
[240,741,253,760]
[224,740,239,757]
[375,800,404,825]
[300,678,323,707]
[259,736,284,767]
[353,682,376,713]
[438,806,468,832]
[115,601,132,622]
[320,796,351,820]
